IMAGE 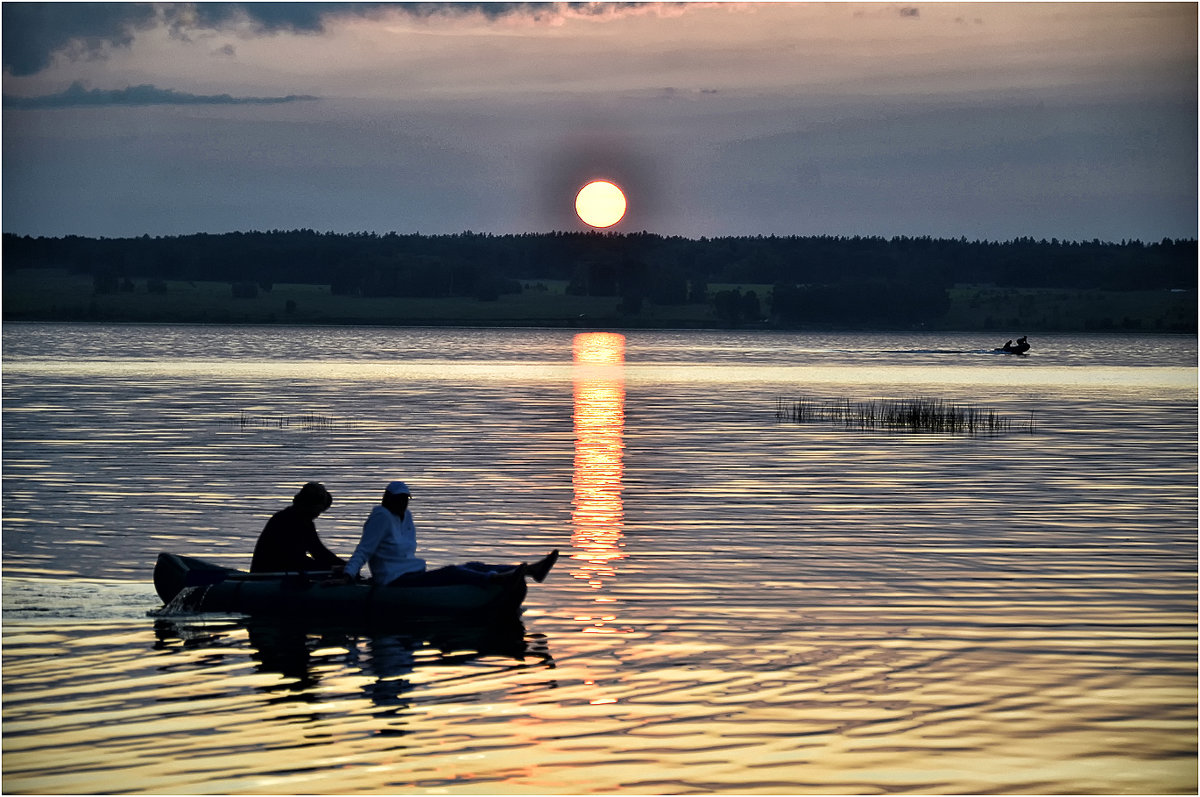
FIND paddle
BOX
[183,568,336,587]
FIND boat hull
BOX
[154,552,527,621]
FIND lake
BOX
[2,323,1196,794]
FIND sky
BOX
[2,2,1196,242]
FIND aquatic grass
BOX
[229,412,347,431]
[776,396,1033,434]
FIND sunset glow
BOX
[1,0,1195,792]
[3,4,1192,240]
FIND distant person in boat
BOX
[335,481,558,587]
[250,482,345,574]
[999,336,1030,353]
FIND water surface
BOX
[3,324,1195,793]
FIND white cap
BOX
[385,481,411,495]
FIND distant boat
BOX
[995,336,1031,355]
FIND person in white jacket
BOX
[339,481,558,586]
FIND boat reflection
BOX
[571,332,626,635]
[153,616,551,712]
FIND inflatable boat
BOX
[153,553,527,621]
[995,337,1031,355]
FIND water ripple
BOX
[2,326,1194,794]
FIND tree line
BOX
[3,229,1194,327]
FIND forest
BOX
[3,230,1195,330]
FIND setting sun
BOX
[575,180,626,228]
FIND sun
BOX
[575,180,627,228]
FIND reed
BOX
[776,396,1030,434]
[230,412,345,431]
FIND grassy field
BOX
[3,268,1193,331]
[2,269,718,327]
[945,285,1195,332]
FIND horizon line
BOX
[2,229,1194,247]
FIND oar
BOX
[184,568,336,587]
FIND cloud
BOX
[2,3,381,75]
[3,2,662,76]
[2,3,157,76]
[167,2,377,39]
[2,81,318,109]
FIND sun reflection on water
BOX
[571,333,626,638]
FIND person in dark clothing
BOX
[250,482,345,573]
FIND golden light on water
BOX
[571,332,626,606]
[574,180,627,228]
[2,323,1194,794]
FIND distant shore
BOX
[4,267,1195,333]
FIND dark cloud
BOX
[3,2,657,76]
[2,3,379,75]
[176,2,378,36]
[2,3,157,76]
[2,81,318,109]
